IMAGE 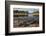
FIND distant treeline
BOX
[14,10,28,13]
[33,11,39,13]
[13,10,28,17]
[32,11,39,16]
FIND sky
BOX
[14,8,39,13]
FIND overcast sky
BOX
[14,8,39,13]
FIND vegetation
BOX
[14,10,28,16]
[32,11,39,16]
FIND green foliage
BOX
[33,11,39,13]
